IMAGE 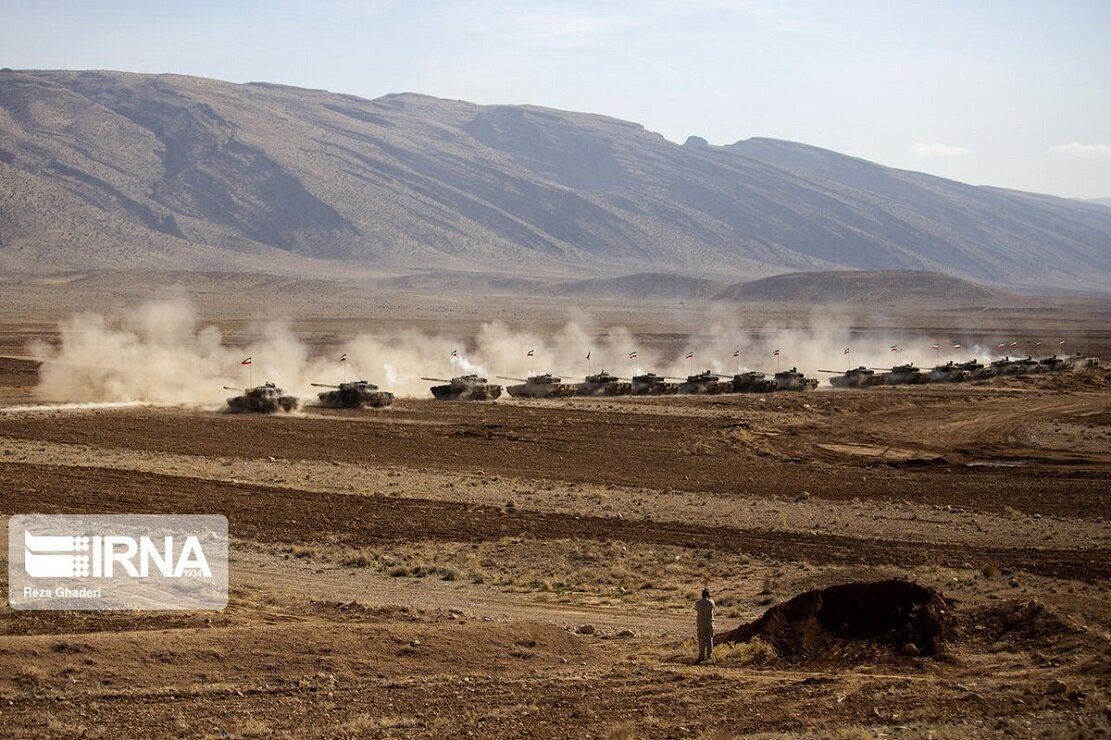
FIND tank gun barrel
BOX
[817,369,844,374]
[310,383,340,388]
[222,385,240,391]
[420,377,451,383]
[495,375,528,382]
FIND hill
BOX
[715,270,1002,303]
[547,273,724,300]
[1,70,1110,291]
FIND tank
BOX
[773,367,818,391]
[1037,355,1068,372]
[312,380,394,408]
[630,373,679,396]
[678,370,732,395]
[500,374,576,399]
[825,366,884,389]
[991,356,1038,376]
[731,371,777,393]
[1063,353,1101,369]
[880,363,928,385]
[957,359,993,380]
[575,370,631,396]
[422,375,502,401]
[225,382,299,413]
[928,362,972,383]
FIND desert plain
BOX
[0,273,1108,738]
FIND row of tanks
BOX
[224,352,1100,411]
[424,367,819,401]
[224,380,394,413]
[822,353,1098,388]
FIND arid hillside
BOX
[2,70,1110,291]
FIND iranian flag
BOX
[241,357,252,366]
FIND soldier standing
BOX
[695,588,715,663]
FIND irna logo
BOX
[9,514,228,612]
[23,531,213,579]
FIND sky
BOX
[2,0,1109,198]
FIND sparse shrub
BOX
[387,565,409,577]
[15,666,47,687]
[981,563,1001,579]
[341,553,371,568]
[716,638,776,665]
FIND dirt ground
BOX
[0,294,1109,738]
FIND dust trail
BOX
[0,401,150,413]
[29,297,1022,404]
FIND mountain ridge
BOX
[1,70,1109,291]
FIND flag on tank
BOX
[628,351,637,359]
[889,345,899,352]
[772,349,780,356]
[241,357,252,365]
[684,351,694,360]
[526,349,534,357]
[339,353,347,362]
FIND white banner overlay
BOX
[8,514,228,611]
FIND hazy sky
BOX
[3,0,1109,198]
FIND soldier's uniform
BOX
[695,593,715,662]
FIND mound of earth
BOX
[715,270,1001,304]
[719,580,954,658]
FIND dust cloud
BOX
[29,298,1007,405]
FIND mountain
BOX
[714,270,1000,303]
[1,70,1110,291]
[1081,198,1111,208]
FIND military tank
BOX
[822,366,884,389]
[630,373,679,395]
[773,367,819,391]
[928,362,972,383]
[991,356,1038,376]
[677,370,732,394]
[225,382,299,413]
[957,359,994,380]
[311,380,394,408]
[498,374,576,399]
[1063,352,1101,369]
[422,375,502,401]
[877,363,928,385]
[731,371,777,393]
[575,370,631,396]
[1037,355,1068,372]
